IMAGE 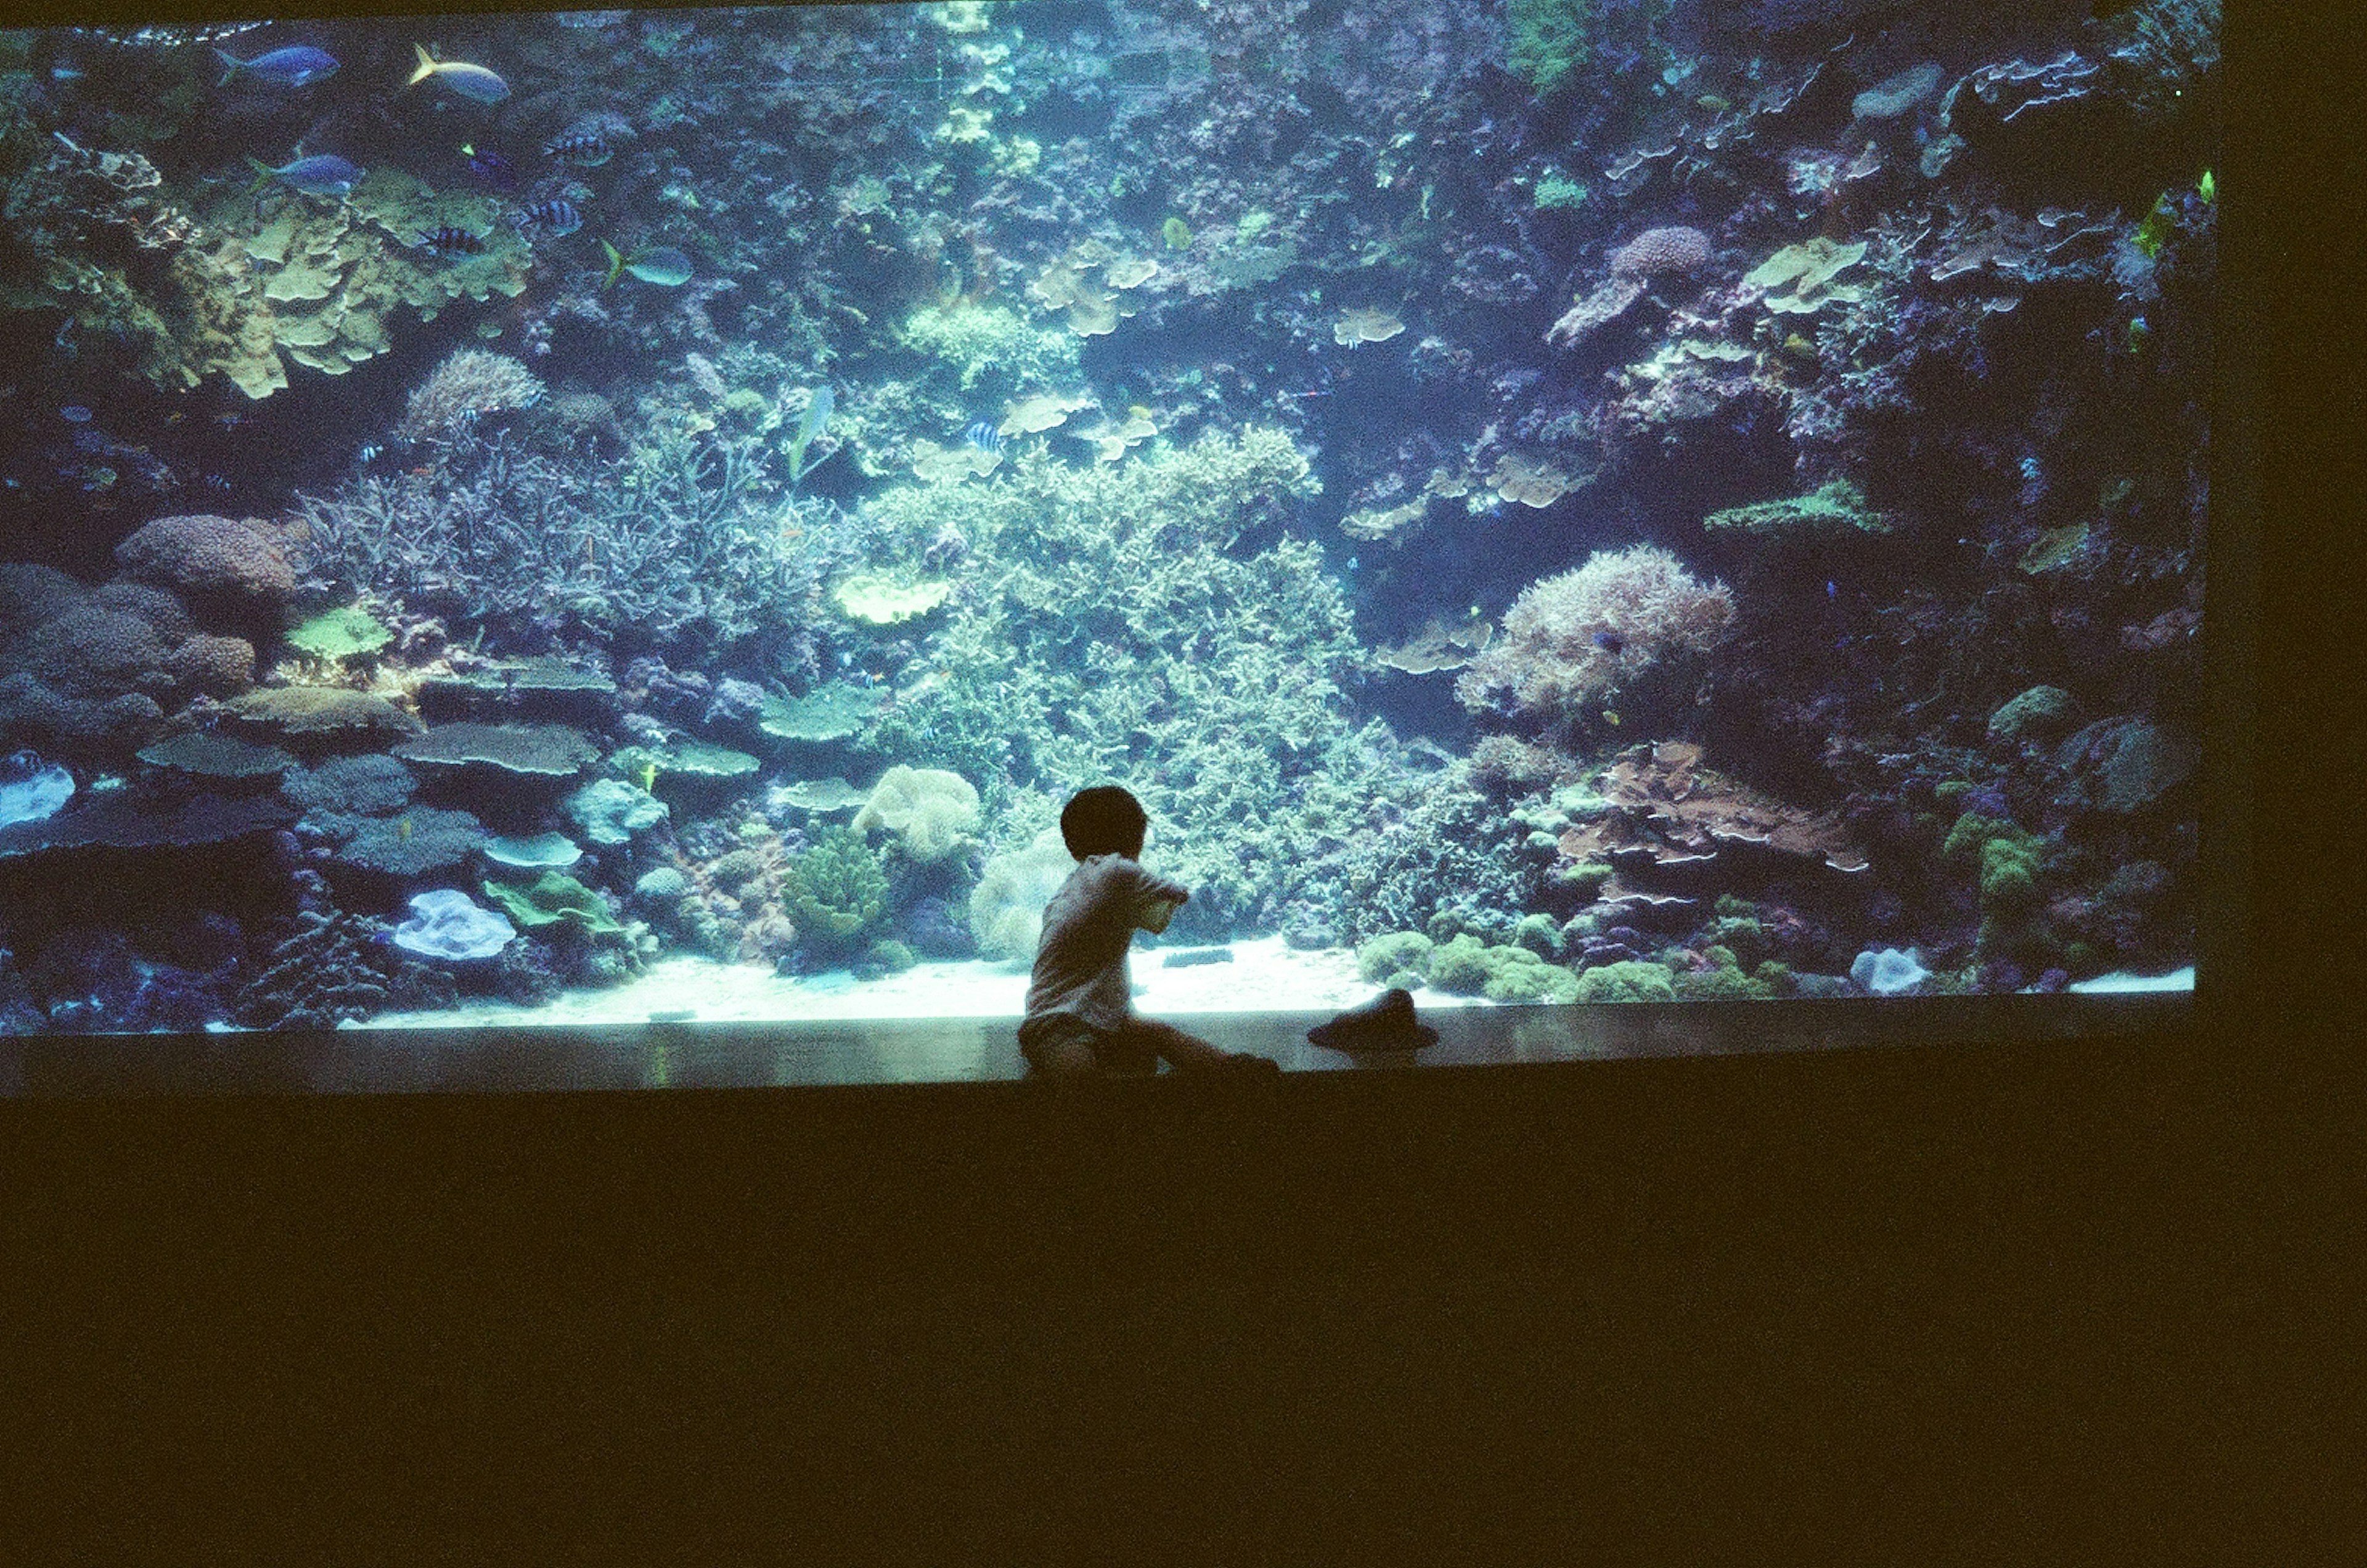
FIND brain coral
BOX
[163,633,257,698]
[113,515,296,606]
[11,605,173,697]
[91,581,195,641]
[1609,226,1714,277]
[0,564,88,640]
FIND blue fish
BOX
[543,132,613,168]
[249,152,363,198]
[203,473,232,492]
[461,143,518,190]
[1592,630,1626,655]
[59,405,91,423]
[215,44,338,88]
[408,44,509,104]
[509,199,582,237]
[1826,579,1838,600]
[412,225,486,258]
[963,420,1005,454]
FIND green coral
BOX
[1944,812,2048,953]
[1355,931,1434,984]
[1508,0,1595,96]
[1703,478,1889,537]
[481,872,623,934]
[1532,171,1589,210]
[1511,913,1564,958]
[861,428,1394,932]
[285,605,391,661]
[781,824,888,950]
[1426,934,1577,1002]
[1744,238,1870,315]
[1572,960,1677,1003]
[1988,685,2074,743]
[857,937,917,978]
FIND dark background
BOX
[0,0,2353,1558]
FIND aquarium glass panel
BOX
[0,2,2214,1077]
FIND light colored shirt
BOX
[1021,854,1188,1035]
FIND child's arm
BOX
[1127,863,1190,932]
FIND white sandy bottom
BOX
[355,936,1489,1031]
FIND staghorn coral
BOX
[1456,545,1735,743]
[860,428,1401,936]
[392,349,547,444]
[292,422,843,653]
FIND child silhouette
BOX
[1016,785,1280,1079]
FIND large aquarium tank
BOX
[0,0,2217,1084]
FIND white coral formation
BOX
[1455,544,1733,729]
[394,349,546,443]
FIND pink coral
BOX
[1455,545,1734,729]
[1609,226,1714,277]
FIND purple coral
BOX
[1548,227,1715,348]
[1609,225,1714,278]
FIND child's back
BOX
[1023,852,1184,1037]
[1014,787,1273,1079]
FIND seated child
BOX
[1017,785,1279,1079]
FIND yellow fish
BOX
[1602,710,1621,727]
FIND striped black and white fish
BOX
[542,132,613,169]
[412,226,486,258]
[508,198,583,237]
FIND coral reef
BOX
[1456,546,1735,748]
[852,765,981,864]
[393,350,546,444]
[0,0,2216,1035]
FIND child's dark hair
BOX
[1060,785,1148,860]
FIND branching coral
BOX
[292,420,848,653]
[393,349,546,444]
[1455,545,1735,743]
[859,428,1400,934]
